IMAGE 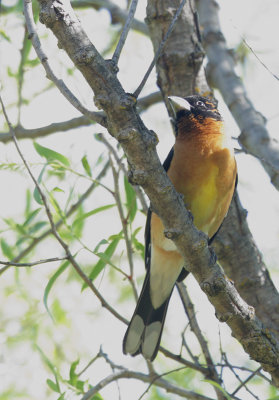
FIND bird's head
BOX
[168,95,222,137]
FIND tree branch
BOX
[195,0,279,190]
[31,0,279,383]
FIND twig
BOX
[159,347,208,375]
[241,36,279,82]
[97,132,148,212]
[109,155,138,300]
[0,94,127,325]
[112,0,139,65]
[23,0,102,123]
[0,256,68,267]
[230,366,262,398]
[133,0,186,98]
[177,283,224,400]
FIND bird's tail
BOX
[123,272,172,361]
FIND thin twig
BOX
[159,347,208,374]
[0,256,68,267]
[177,283,224,400]
[112,0,139,64]
[241,36,279,82]
[109,155,138,300]
[133,0,186,98]
[230,366,262,398]
[97,132,148,212]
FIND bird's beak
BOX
[168,96,192,113]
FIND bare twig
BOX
[97,132,148,212]
[133,0,186,98]
[230,366,262,399]
[109,155,138,300]
[0,256,68,267]
[112,0,139,65]
[241,36,279,82]
[177,283,224,400]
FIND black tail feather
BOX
[123,272,172,361]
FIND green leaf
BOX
[28,221,48,234]
[73,204,115,228]
[203,380,232,400]
[69,359,79,386]
[24,189,32,218]
[81,155,92,177]
[23,208,41,227]
[82,237,120,290]
[0,30,11,42]
[92,394,104,400]
[46,379,60,393]
[1,239,14,260]
[124,176,137,223]
[36,345,60,385]
[43,261,69,319]
[52,187,64,193]
[34,142,70,166]
[33,165,47,205]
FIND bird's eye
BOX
[196,100,205,107]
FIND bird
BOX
[123,94,237,361]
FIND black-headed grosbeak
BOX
[123,95,237,361]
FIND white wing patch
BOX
[142,321,162,360]
[124,315,144,354]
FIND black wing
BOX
[144,148,174,271]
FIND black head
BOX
[169,95,221,122]
[168,95,222,137]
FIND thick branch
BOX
[195,0,279,190]
[33,0,279,383]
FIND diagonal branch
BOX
[195,0,279,190]
[31,0,279,383]
[112,0,139,65]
